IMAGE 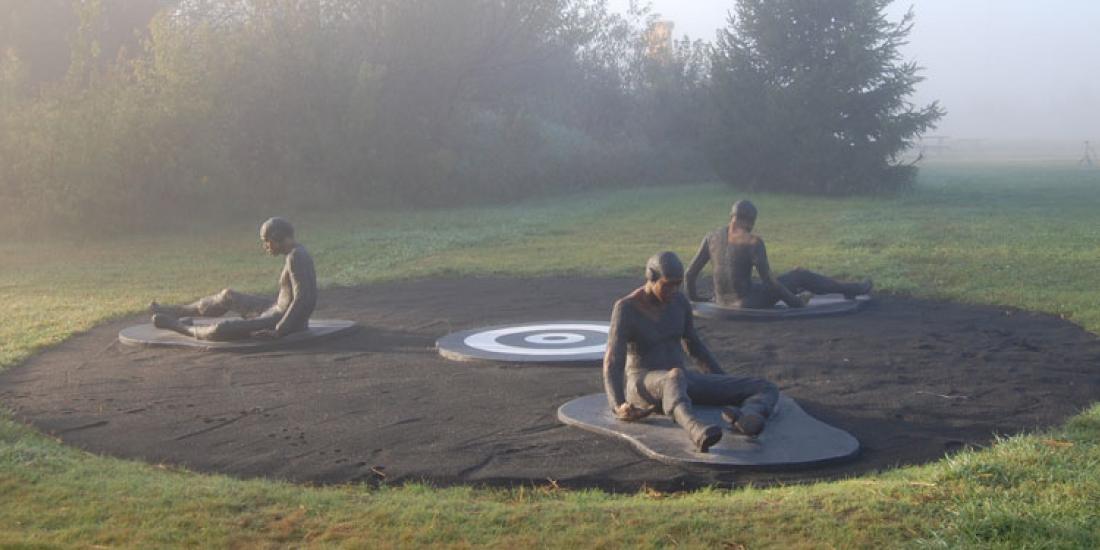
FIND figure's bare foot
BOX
[721,406,741,426]
[153,313,198,337]
[844,279,873,299]
[693,425,723,453]
[724,407,766,436]
[733,412,766,437]
[152,313,178,330]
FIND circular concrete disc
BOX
[558,393,859,468]
[437,321,610,364]
[118,319,358,352]
[694,294,871,321]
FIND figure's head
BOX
[260,217,295,255]
[730,200,757,231]
[644,251,685,303]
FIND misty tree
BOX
[2,0,703,235]
[707,0,944,194]
[0,0,162,88]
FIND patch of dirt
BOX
[2,277,1098,492]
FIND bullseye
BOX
[437,321,611,363]
[523,332,585,345]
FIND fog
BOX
[614,0,1100,141]
[3,1,1093,234]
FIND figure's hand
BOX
[615,403,655,422]
[251,329,280,340]
[792,291,812,308]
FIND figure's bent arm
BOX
[685,237,710,302]
[754,239,802,308]
[681,298,725,374]
[275,250,318,336]
[603,301,630,410]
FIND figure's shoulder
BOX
[620,288,645,304]
[706,227,726,242]
[734,231,764,248]
[287,244,315,266]
[614,288,646,311]
[723,228,763,249]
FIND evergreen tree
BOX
[707,0,944,194]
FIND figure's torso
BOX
[620,290,691,375]
[274,245,317,316]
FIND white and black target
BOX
[436,321,610,363]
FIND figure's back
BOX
[707,227,758,306]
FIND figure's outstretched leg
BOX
[777,269,872,299]
[738,282,786,309]
[153,313,278,341]
[150,288,271,318]
[191,316,279,341]
[152,313,199,337]
[646,369,723,452]
[687,372,778,436]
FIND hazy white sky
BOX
[611,0,1100,141]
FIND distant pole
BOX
[1081,140,1096,168]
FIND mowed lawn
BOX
[2,163,1100,547]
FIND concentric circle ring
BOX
[436,321,611,363]
[463,324,608,356]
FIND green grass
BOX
[3,162,1100,547]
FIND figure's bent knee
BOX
[667,368,686,381]
[761,380,779,396]
[754,380,780,416]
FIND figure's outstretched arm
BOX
[603,301,630,411]
[684,237,710,302]
[754,239,803,308]
[274,250,318,336]
[682,298,725,374]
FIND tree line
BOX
[0,0,940,235]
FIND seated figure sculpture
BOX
[149,217,317,341]
[604,251,780,452]
[686,200,872,309]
